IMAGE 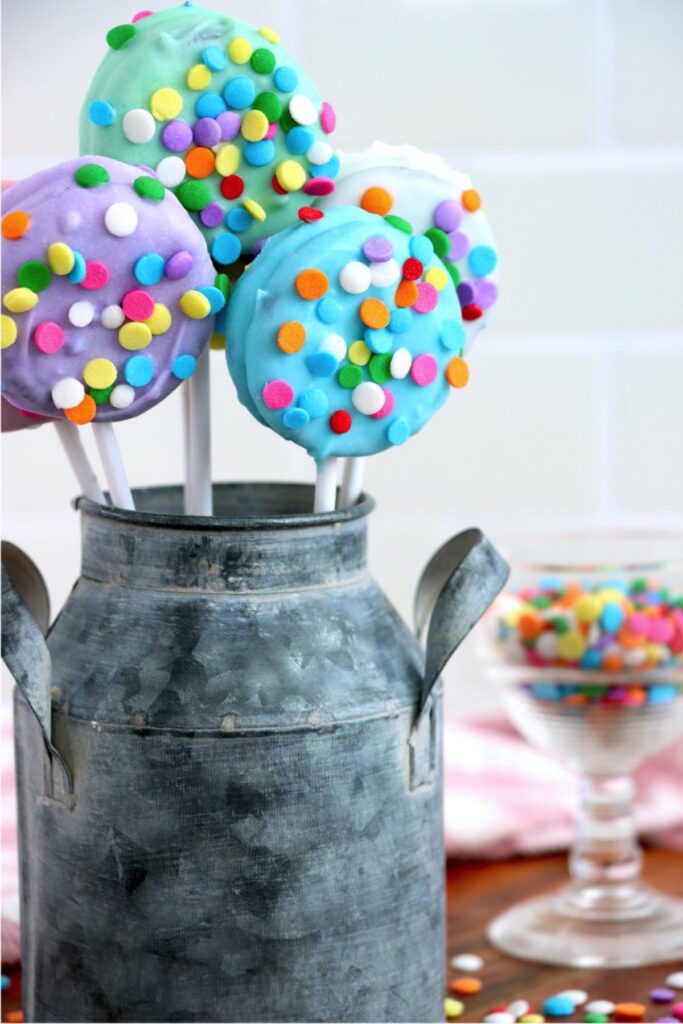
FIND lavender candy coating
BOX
[1,156,219,422]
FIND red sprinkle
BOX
[303,177,334,197]
[402,258,423,281]
[220,175,244,200]
[298,206,324,222]
[461,304,483,321]
[329,410,351,434]
[271,174,287,196]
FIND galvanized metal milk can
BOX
[2,483,507,1024]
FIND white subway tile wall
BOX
[2,0,681,718]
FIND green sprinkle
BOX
[338,365,362,389]
[551,616,570,634]
[250,48,276,74]
[425,227,449,259]
[529,595,552,609]
[444,261,461,287]
[89,385,115,406]
[368,353,392,384]
[582,685,606,699]
[176,180,212,212]
[133,175,165,201]
[214,273,230,301]
[16,261,51,293]
[279,108,297,133]
[106,24,137,50]
[584,1015,608,1023]
[630,577,648,593]
[74,163,110,189]
[384,214,412,234]
[253,91,282,122]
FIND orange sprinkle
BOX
[184,147,216,179]
[6,1011,24,1023]
[602,652,623,672]
[614,1003,645,1020]
[2,210,30,240]
[295,268,328,300]
[394,280,418,308]
[450,977,482,996]
[617,625,645,649]
[462,189,481,212]
[445,357,469,389]
[564,693,588,706]
[517,611,542,640]
[360,186,393,216]
[277,320,306,354]
[359,297,390,330]
[64,395,96,425]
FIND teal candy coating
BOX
[226,207,465,462]
[80,4,337,259]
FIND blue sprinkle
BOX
[88,100,115,127]
[67,250,86,284]
[133,253,165,286]
[211,231,241,265]
[172,354,197,379]
[223,76,255,110]
[297,387,328,418]
[285,126,314,155]
[364,328,392,354]
[388,308,411,334]
[282,407,310,430]
[579,649,602,670]
[410,235,434,262]
[603,579,628,593]
[311,153,339,179]
[531,683,562,702]
[600,602,624,632]
[202,45,227,71]
[440,319,466,351]
[214,306,227,336]
[648,684,678,704]
[539,575,563,591]
[468,245,498,278]
[387,417,410,446]
[195,91,226,118]
[197,286,226,315]
[273,65,298,93]
[226,207,252,232]
[1,975,9,991]
[243,139,275,167]
[316,297,340,324]
[306,351,337,377]
[124,355,154,387]
[543,996,576,1017]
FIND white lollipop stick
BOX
[92,422,135,510]
[186,348,212,516]
[314,457,338,514]
[53,421,107,505]
[339,457,365,509]
[182,379,192,514]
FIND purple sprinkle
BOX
[457,282,475,305]
[362,235,393,263]
[447,230,469,262]
[160,120,193,153]
[251,238,266,255]
[165,250,194,280]
[474,280,499,310]
[651,990,675,1004]
[216,111,240,141]
[434,199,463,233]
[199,203,224,228]
[193,117,222,148]
[655,1018,678,1022]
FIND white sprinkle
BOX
[110,384,135,410]
[666,972,683,989]
[122,108,156,144]
[52,377,85,410]
[104,202,138,237]
[557,990,588,1007]
[289,94,317,126]
[370,257,400,288]
[535,631,558,661]
[585,1001,615,1015]
[156,155,186,188]
[101,304,125,329]
[450,953,483,973]
[484,1014,514,1024]
[390,348,412,380]
[68,300,95,328]
[307,140,333,165]
[506,1000,529,1020]
[339,260,371,295]
[352,381,384,416]
[623,647,646,666]
[318,333,346,362]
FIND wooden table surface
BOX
[2,849,681,1022]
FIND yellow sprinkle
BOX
[83,358,117,390]
[227,37,252,64]
[144,303,172,335]
[1,314,17,349]
[424,267,448,291]
[209,331,225,351]
[557,630,586,661]
[47,242,75,276]
[3,288,38,313]
[187,64,211,90]
[179,290,211,320]
[258,26,280,44]
[275,159,306,193]
[520,1016,545,1023]
[575,594,602,623]
[242,197,266,222]
[444,998,464,1019]
[215,143,240,177]
[150,87,183,120]
[598,587,626,604]
[241,109,269,142]
[348,340,372,366]
[118,322,152,351]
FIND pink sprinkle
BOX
[80,260,110,291]
[371,387,394,420]
[264,122,278,140]
[303,177,335,197]
[131,9,154,22]
[410,354,438,387]
[33,321,65,354]
[413,282,438,314]
[320,101,336,134]
[262,380,293,410]
[122,289,155,322]
[650,618,674,644]
[628,612,651,637]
